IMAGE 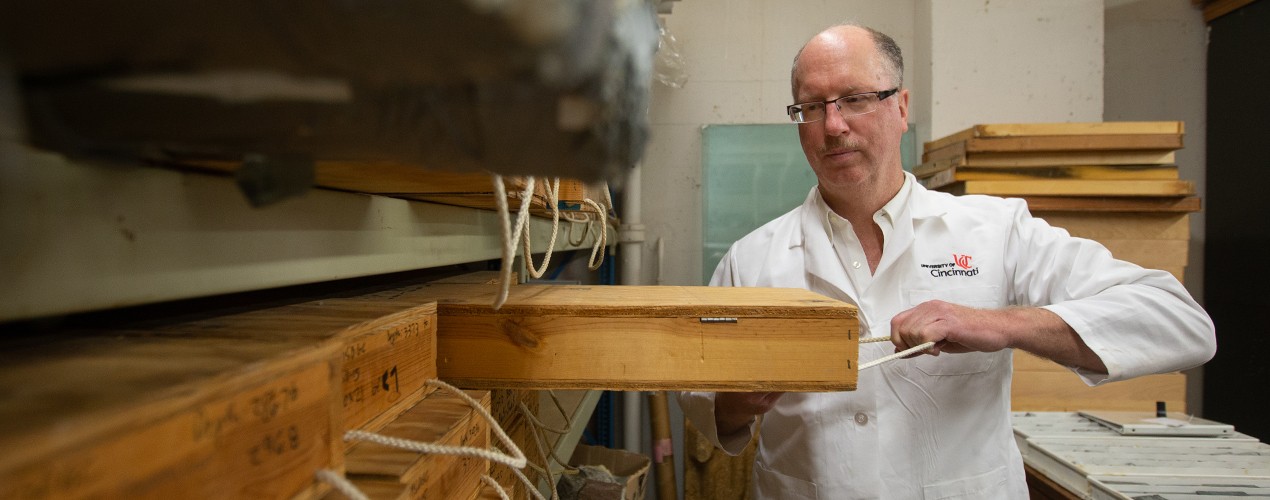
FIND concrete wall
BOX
[926,0,1105,141]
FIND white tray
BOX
[1089,474,1270,500]
[1025,437,1270,498]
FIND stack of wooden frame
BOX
[916,121,1195,207]
[918,122,1202,414]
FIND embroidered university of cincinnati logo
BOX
[919,253,980,277]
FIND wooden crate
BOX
[1035,212,1190,282]
[1010,351,1186,413]
[433,285,859,391]
[0,335,342,500]
[115,298,439,433]
[341,389,492,500]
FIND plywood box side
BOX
[961,134,1183,153]
[1034,213,1189,240]
[0,342,341,500]
[437,285,858,319]
[974,121,1183,137]
[344,390,488,478]
[961,150,1177,168]
[1011,371,1186,413]
[1021,196,1202,213]
[437,316,857,391]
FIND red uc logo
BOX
[953,254,973,270]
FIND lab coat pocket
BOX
[921,465,1010,499]
[754,459,818,499]
[906,286,1002,376]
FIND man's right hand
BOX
[715,391,784,436]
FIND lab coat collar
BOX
[906,171,950,220]
[796,172,944,300]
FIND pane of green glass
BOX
[701,124,816,283]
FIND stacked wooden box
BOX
[0,291,440,499]
[0,273,860,499]
[919,122,1198,413]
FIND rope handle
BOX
[858,336,938,370]
[493,175,614,309]
[344,379,528,469]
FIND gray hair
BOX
[790,24,904,100]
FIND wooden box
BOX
[0,335,342,500]
[341,389,492,500]
[1010,351,1186,413]
[433,285,859,391]
[116,298,439,433]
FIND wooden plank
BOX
[946,180,1194,197]
[0,335,342,500]
[924,122,1184,153]
[916,167,957,190]
[1033,213,1189,240]
[945,165,1179,181]
[1020,196,1201,213]
[962,134,1183,153]
[921,140,967,163]
[177,159,594,216]
[1100,239,1190,268]
[113,299,439,434]
[428,271,512,285]
[961,150,1177,168]
[1203,0,1258,21]
[1010,370,1186,413]
[344,390,490,499]
[435,285,859,391]
[923,126,977,153]
[912,155,964,178]
[974,121,1184,138]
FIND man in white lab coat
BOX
[677,24,1216,499]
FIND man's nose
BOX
[823,102,852,136]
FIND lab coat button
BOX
[851,261,862,269]
[855,412,868,425]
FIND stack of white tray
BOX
[1012,411,1269,499]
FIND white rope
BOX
[343,379,528,469]
[523,178,561,279]
[511,389,581,500]
[581,198,609,271]
[492,175,537,310]
[860,336,892,343]
[859,341,937,370]
[314,468,369,500]
[481,475,512,500]
[508,463,549,500]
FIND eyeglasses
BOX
[786,88,899,124]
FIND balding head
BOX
[791,24,903,101]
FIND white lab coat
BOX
[678,174,1215,499]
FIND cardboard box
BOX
[558,445,650,500]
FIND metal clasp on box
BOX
[698,317,738,324]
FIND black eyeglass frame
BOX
[786,88,900,123]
